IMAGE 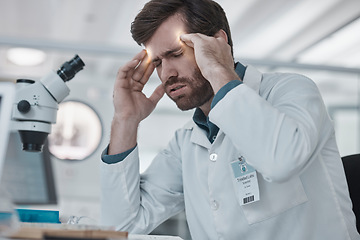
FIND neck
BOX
[199,98,213,116]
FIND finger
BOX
[180,33,210,47]
[131,63,156,92]
[131,80,146,92]
[149,84,165,105]
[180,33,195,48]
[132,51,152,82]
[129,61,155,93]
[131,49,147,61]
[139,60,155,85]
[117,50,146,79]
[116,59,140,89]
[125,49,147,78]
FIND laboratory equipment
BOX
[11,55,85,152]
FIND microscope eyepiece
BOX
[56,55,85,82]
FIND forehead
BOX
[145,14,186,59]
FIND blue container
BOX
[16,209,60,223]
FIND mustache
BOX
[164,76,190,88]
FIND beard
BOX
[164,67,214,111]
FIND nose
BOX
[159,59,178,83]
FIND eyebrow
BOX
[152,46,183,63]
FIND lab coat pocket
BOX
[235,174,308,225]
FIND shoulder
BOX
[263,71,316,88]
[260,72,320,98]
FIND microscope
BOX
[11,55,85,152]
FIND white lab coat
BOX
[101,65,359,240]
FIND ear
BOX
[214,29,228,42]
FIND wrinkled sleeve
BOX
[100,137,185,234]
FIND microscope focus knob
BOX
[17,100,31,113]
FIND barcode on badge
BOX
[243,195,255,204]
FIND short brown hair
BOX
[131,0,234,56]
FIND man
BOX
[100,0,359,239]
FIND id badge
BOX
[230,156,260,205]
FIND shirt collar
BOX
[235,62,246,80]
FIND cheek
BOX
[177,57,197,77]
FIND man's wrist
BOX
[108,117,138,155]
[211,80,242,108]
[209,69,241,93]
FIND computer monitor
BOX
[0,132,57,205]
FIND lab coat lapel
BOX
[190,124,212,149]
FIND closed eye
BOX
[153,59,162,68]
[173,50,183,58]
[152,48,183,68]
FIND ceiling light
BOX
[7,47,46,66]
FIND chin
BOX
[175,102,193,111]
[174,98,194,111]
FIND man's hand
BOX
[180,32,240,93]
[109,50,165,155]
[113,49,164,123]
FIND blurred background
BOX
[0,0,359,239]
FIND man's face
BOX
[145,14,214,111]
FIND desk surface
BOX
[8,222,183,240]
[129,234,183,240]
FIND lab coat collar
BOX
[187,64,263,148]
[182,120,212,149]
